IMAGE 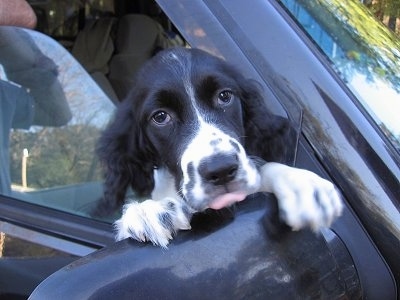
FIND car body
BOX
[0,0,399,299]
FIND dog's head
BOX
[97,48,291,213]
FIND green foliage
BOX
[363,0,400,33]
[10,124,103,189]
[296,0,400,91]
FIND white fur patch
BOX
[180,119,260,209]
[114,197,192,248]
[258,163,343,231]
[114,163,343,247]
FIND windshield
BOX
[280,0,400,153]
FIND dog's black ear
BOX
[239,80,295,164]
[93,99,156,216]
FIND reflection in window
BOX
[280,0,400,153]
[0,27,114,217]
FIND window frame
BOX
[0,194,113,255]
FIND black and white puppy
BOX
[97,47,343,248]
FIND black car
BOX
[0,0,399,299]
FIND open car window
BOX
[0,0,189,221]
[0,3,188,222]
[0,7,188,221]
[1,1,301,224]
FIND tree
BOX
[362,0,400,34]
[10,124,103,189]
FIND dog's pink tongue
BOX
[209,191,247,210]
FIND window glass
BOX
[279,0,400,153]
[1,2,186,221]
[0,27,114,217]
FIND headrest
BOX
[72,17,116,74]
[115,14,164,54]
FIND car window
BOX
[0,27,114,219]
[1,0,300,227]
[0,2,187,223]
[279,0,400,154]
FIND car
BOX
[0,0,399,299]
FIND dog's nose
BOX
[198,153,239,185]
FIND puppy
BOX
[96,47,343,248]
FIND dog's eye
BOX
[151,111,171,125]
[217,90,234,105]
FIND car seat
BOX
[72,17,119,103]
[108,14,171,100]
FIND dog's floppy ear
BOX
[94,99,156,215]
[239,80,295,163]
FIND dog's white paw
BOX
[114,198,192,248]
[260,163,343,231]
